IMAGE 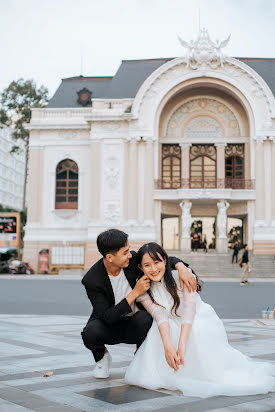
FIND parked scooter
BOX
[10,260,34,275]
[0,260,10,273]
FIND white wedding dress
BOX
[125,270,275,398]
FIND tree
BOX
[0,79,49,211]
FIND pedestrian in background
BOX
[203,235,208,253]
[240,244,251,285]
[232,240,241,263]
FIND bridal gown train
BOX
[125,270,275,398]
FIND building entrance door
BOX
[191,217,216,250]
[161,215,179,250]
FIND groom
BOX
[81,228,196,378]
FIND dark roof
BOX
[47,57,275,108]
[47,76,112,108]
[237,58,275,95]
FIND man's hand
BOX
[175,262,196,292]
[164,342,180,372]
[133,275,150,297]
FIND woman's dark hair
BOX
[137,242,180,316]
[97,229,128,257]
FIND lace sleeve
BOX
[141,299,168,326]
[181,287,197,325]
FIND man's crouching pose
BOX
[81,229,196,378]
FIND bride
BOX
[125,242,275,398]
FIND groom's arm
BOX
[131,251,198,292]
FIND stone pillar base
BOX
[216,238,228,253]
[181,237,191,252]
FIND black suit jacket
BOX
[82,251,183,327]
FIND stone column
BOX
[215,143,226,188]
[180,143,191,188]
[216,200,230,253]
[255,137,265,222]
[125,139,138,224]
[264,139,272,225]
[179,200,192,251]
[247,200,255,250]
[137,139,146,223]
[271,137,275,223]
[144,138,154,224]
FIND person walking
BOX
[232,240,240,263]
[193,233,199,253]
[240,244,251,285]
[203,235,208,253]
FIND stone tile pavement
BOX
[0,315,275,411]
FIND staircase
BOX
[169,250,275,278]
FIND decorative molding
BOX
[52,210,80,220]
[166,98,241,138]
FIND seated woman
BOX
[125,242,275,398]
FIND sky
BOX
[1,0,275,98]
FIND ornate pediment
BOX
[178,28,230,70]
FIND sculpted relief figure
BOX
[180,201,192,238]
[178,28,230,69]
[217,201,230,238]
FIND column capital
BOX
[179,142,191,148]
[253,136,266,144]
[214,142,227,148]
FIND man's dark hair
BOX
[97,229,128,257]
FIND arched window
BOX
[55,159,78,209]
[190,145,216,188]
[161,144,181,188]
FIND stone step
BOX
[168,251,275,277]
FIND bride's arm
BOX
[139,297,180,371]
[177,287,197,365]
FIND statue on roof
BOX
[178,28,230,70]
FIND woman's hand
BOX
[164,342,180,372]
[177,342,186,366]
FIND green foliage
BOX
[0,79,49,147]
[0,79,49,211]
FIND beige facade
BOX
[23,31,275,272]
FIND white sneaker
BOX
[93,352,112,378]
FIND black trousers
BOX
[81,311,153,362]
[232,251,239,263]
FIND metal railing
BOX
[155,178,256,190]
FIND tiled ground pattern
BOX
[0,315,275,411]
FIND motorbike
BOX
[10,260,34,275]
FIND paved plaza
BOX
[0,314,275,411]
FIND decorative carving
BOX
[104,156,120,187]
[58,130,77,139]
[178,28,230,69]
[217,200,230,238]
[190,144,216,160]
[225,144,244,158]
[191,190,214,199]
[180,201,192,238]
[166,98,240,138]
[104,201,120,224]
